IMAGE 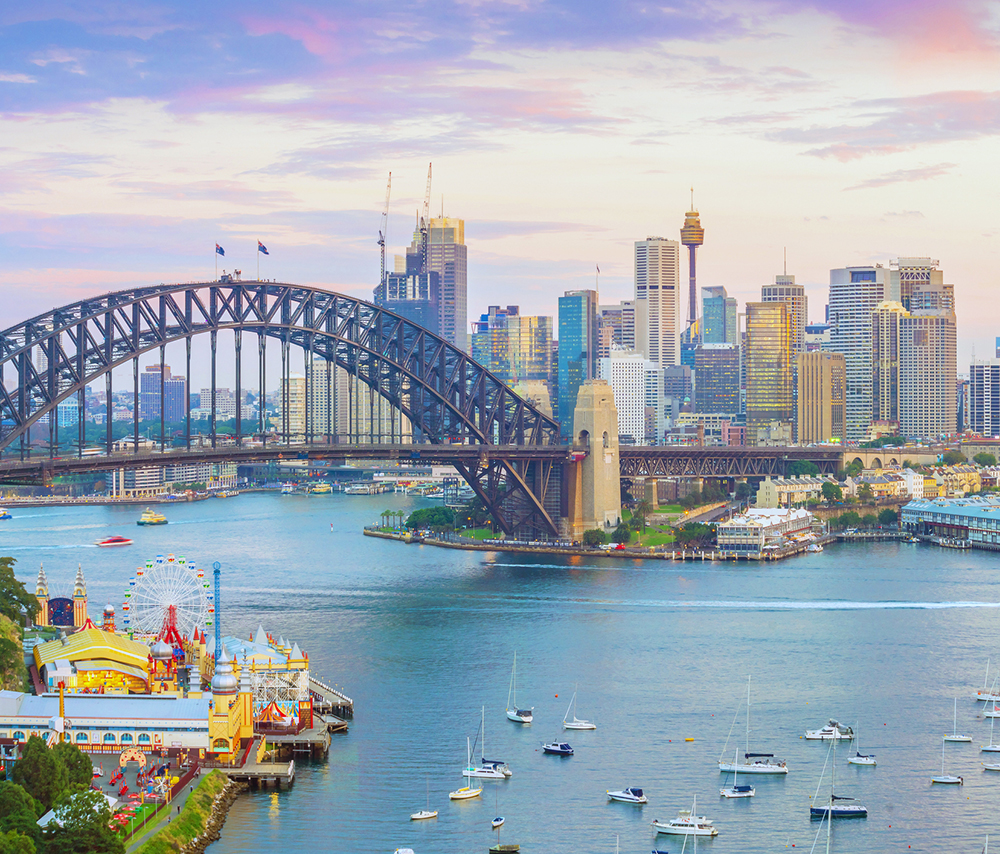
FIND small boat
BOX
[847,723,876,766]
[563,685,596,730]
[450,739,484,800]
[411,779,436,820]
[542,741,573,755]
[931,737,964,784]
[492,817,504,829]
[983,717,1000,753]
[394,849,415,854]
[720,750,755,798]
[806,543,823,553]
[810,739,868,819]
[719,676,788,775]
[984,763,1000,772]
[652,797,719,837]
[0,509,11,520]
[805,719,854,741]
[943,697,972,742]
[607,786,647,804]
[280,483,296,494]
[488,847,520,853]
[136,508,167,526]
[489,786,516,852]
[505,652,533,723]
[96,535,133,547]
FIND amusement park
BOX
[0,551,352,851]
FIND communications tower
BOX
[679,189,704,328]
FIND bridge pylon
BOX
[564,380,621,539]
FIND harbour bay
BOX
[2,492,998,853]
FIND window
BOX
[103,733,116,743]
[138,734,150,745]
[213,738,229,751]
[76,733,88,743]
[12,732,23,743]
[121,734,133,744]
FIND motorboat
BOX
[805,719,854,741]
[279,483,296,494]
[811,739,868,819]
[563,686,596,730]
[0,509,11,520]
[607,787,647,804]
[505,652,533,723]
[806,543,823,553]
[984,763,1000,772]
[492,817,504,829]
[410,809,437,820]
[943,697,972,742]
[651,799,718,837]
[719,676,789,774]
[931,737,964,784]
[542,741,573,755]
[136,508,167,526]
[720,750,755,798]
[96,535,133,547]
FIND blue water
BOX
[2,493,999,853]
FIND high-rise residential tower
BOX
[634,237,681,368]
[762,274,807,354]
[679,195,704,329]
[828,265,897,441]
[970,361,1000,437]
[745,302,793,436]
[899,308,956,440]
[796,352,846,444]
[558,289,600,436]
[872,301,907,425]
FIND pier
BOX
[309,676,354,719]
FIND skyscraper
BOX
[796,352,846,444]
[471,305,553,397]
[761,274,807,354]
[745,302,793,436]
[694,344,740,414]
[679,197,704,329]
[872,300,907,425]
[426,216,468,351]
[634,237,681,368]
[899,308,956,440]
[892,257,947,311]
[599,300,637,350]
[558,290,599,436]
[828,265,896,441]
[598,349,658,444]
[702,286,738,346]
[139,364,186,422]
[970,361,1000,437]
[373,262,440,336]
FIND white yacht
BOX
[562,686,596,730]
[505,652,533,723]
[606,787,647,804]
[943,697,972,742]
[847,724,876,766]
[464,707,512,778]
[805,719,854,741]
[982,717,1000,753]
[652,799,719,837]
[719,676,789,775]
[931,737,964,784]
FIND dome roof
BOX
[151,640,173,660]
[212,649,238,694]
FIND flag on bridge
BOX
[215,244,225,256]
[258,241,269,255]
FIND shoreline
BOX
[0,487,276,509]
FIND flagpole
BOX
[215,246,218,281]
[257,242,259,282]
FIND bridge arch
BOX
[0,281,564,533]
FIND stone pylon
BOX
[564,380,622,538]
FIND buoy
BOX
[685,737,694,742]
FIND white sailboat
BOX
[410,778,438,820]
[847,722,876,766]
[930,737,963,784]
[943,697,972,742]
[720,748,755,797]
[563,685,596,730]
[718,675,788,775]
[505,652,533,723]
[982,716,1000,753]
[449,738,484,800]
[465,706,511,778]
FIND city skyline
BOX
[0,2,996,369]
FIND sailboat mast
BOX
[746,675,751,756]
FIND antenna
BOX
[783,246,787,276]
[378,172,391,292]
[420,163,432,274]
[690,186,694,209]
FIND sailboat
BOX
[982,716,1000,753]
[975,659,1000,702]
[505,652,533,723]
[943,697,972,742]
[489,782,519,854]
[847,722,876,766]
[410,778,437,820]
[449,738,484,800]
[930,737,963,784]
[465,707,511,778]
[810,739,867,818]
[720,749,755,797]
[563,685,596,730]
[718,675,788,775]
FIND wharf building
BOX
[969,361,1000,437]
[558,289,600,435]
[744,302,793,442]
[901,496,1000,550]
[796,352,846,444]
[634,237,681,369]
[716,507,815,554]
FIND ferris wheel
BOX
[122,554,213,638]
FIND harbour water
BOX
[3,492,999,853]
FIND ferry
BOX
[280,483,297,495]
[136,508,167,526]
[308,483,333,495]
[0,509,11,521]
[96,535,133,547]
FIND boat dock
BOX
[309,676,354,719]
[225,758,296,788]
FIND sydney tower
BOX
[679,192,704,328]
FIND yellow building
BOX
[207,649,253,763]
[746,302,793,442]
[33,623,151,694]
[796,352,846,444]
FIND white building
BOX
[716,507,815,554]
[635,237,680,369]
[900,467,924,499]
[599,349,661,444]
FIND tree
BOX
[51,743,93,792]
[735,482,751,501]
[45,789,124,854]
[631,499,652,533]
[857,483,874,504]
[674,522,716,547]
[845,460,863,478]
[404,506,455,530]
[862,513,878,528]
[974,453,997,467]
[835,510,862,530]
[786,460,820,477]
[878,508,899,526]
[0,783,41,847]
[821,482,843,504]
[11,738,66,813]
[942,450,966,466]
[0,831,34,854]
[611,522,631,544]
[582,529,607,547]
[0,559,36,625]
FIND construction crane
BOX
[378,172,391,292]
[420,162,432,274]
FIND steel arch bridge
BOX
[0,281,565,534]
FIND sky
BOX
[2,0,999,372]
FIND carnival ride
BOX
[122,555,212,639]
